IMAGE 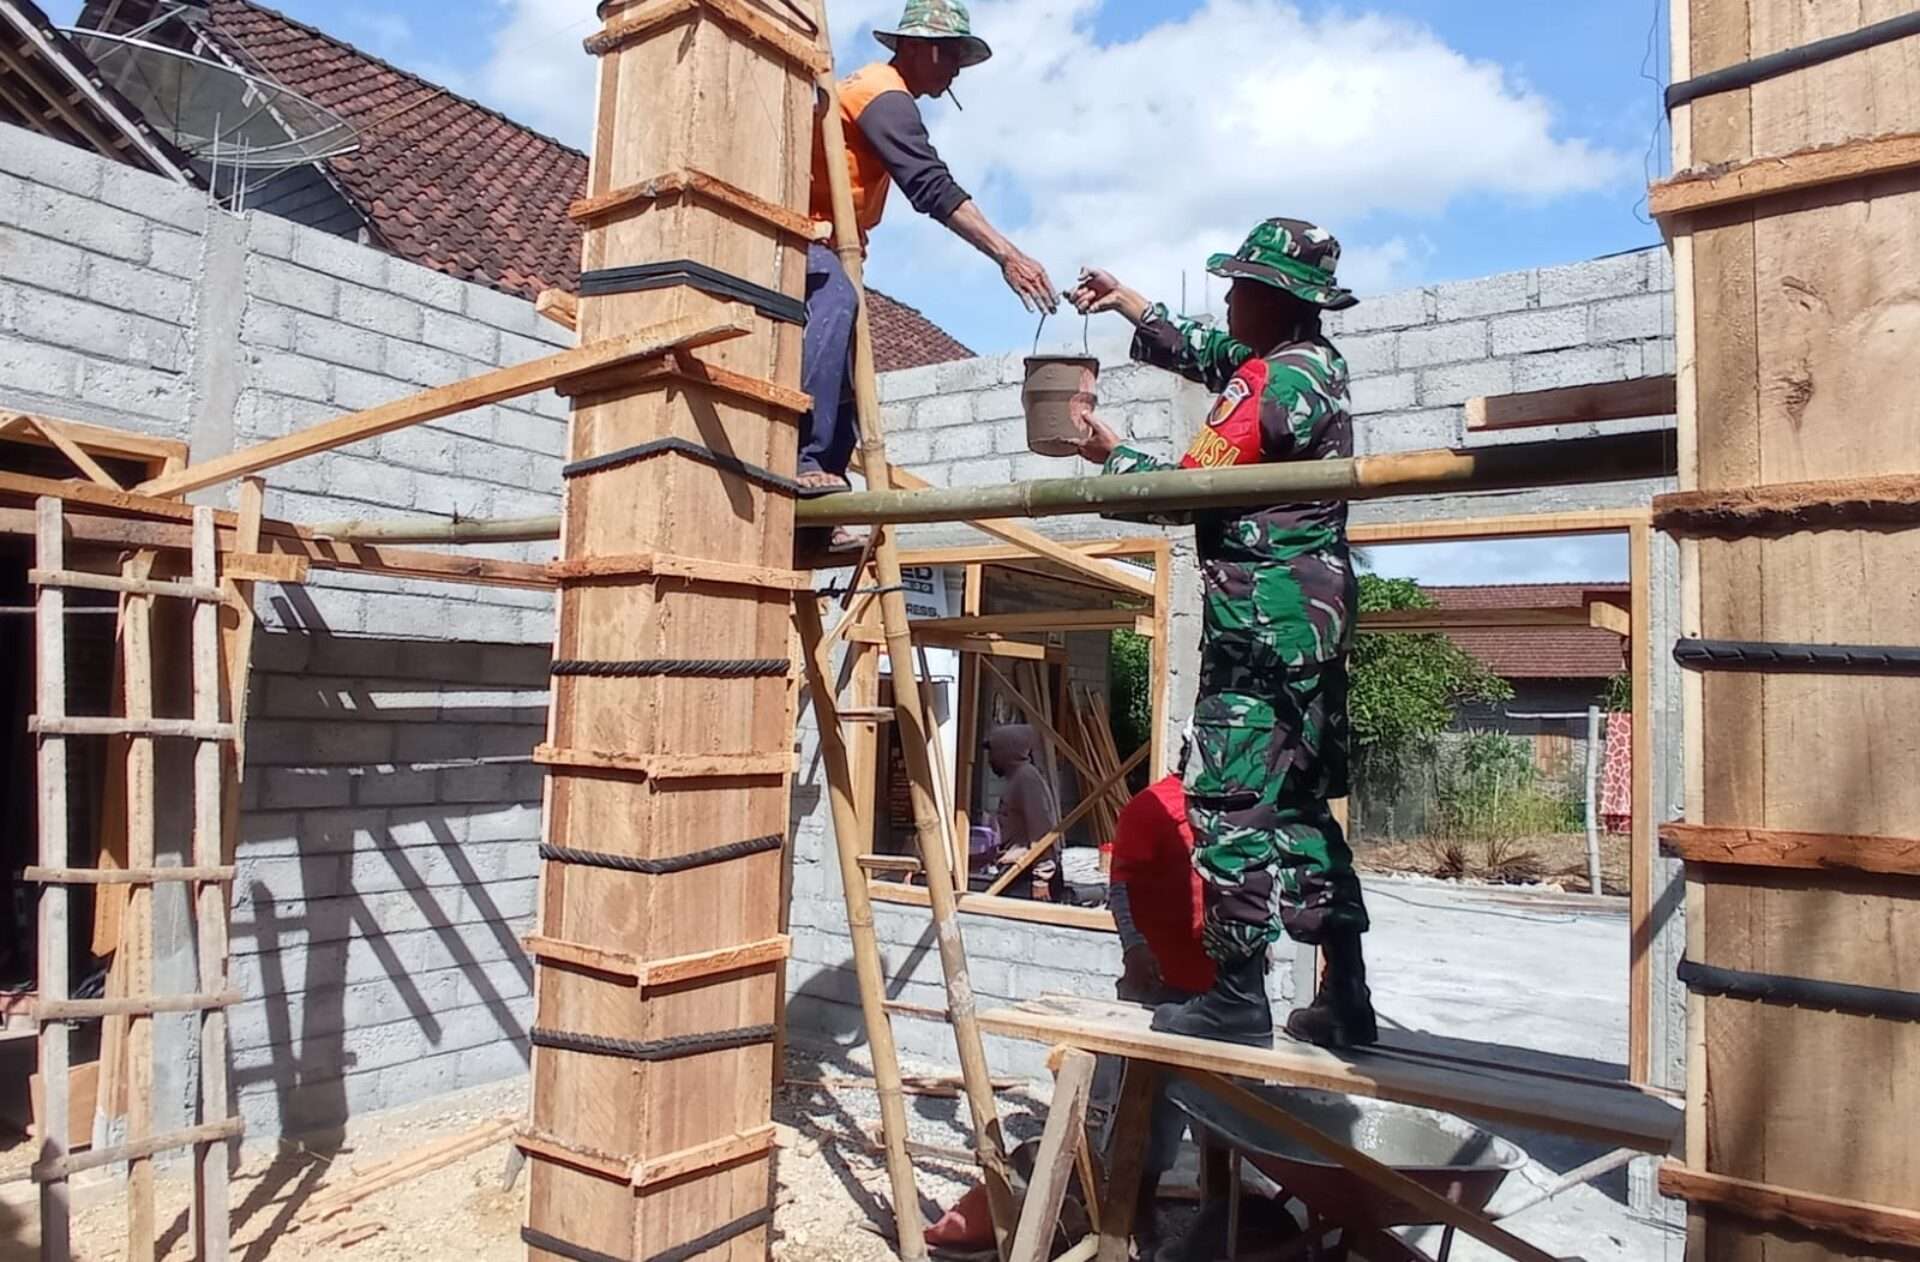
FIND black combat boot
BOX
[1149,952,1273,1047]
[1283,931,1378,1049]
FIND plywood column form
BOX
[523,3,820,1260]
[1663,2,1920,1257]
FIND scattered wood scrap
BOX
[295,1117,515,1225]
[306,1218,387,1250]
[786,1072,1023,1098]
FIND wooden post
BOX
[795,598,929,1261]
[1627,521,1653,1083]
[954,565,984,890]
[122,545,157,1262]
[1009,1050,1096,1262]
[1150,541,1171,779]
[190,507,232,1261]
[34,499,71,1262]
[1094,1061,1160,1262]
[522,3,816,1258]
[1662,2,1920,1254]
[1585,705,1604,897]
[810,3,1020,1249]
[218,479,265,863]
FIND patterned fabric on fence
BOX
[1601,712,1632,833]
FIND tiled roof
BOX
[198,0,973,371]
[865,286,975,373]
[1423,583,1629,681]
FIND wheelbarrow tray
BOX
[1166,1080,1528,1231]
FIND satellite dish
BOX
[62,27,357,170]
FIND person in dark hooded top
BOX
[985,724,1063,901]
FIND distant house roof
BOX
[1423,582,1629,681]
[0,0,200,182]
[183,0,972,373]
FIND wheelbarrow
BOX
[1164,1080,1530,1262]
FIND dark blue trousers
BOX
[798,242,860,478]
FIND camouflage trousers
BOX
[1186,636,1369,959]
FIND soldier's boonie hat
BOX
[875,0,993,68]
[1207,218,1359,311]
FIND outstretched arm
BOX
[942,200,1058,313]
[857,93,1057,313]
[1070,269,1254,391]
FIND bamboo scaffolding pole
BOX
[795,599,928,1260]
[189,508,232,1260]
[34,499,72,1261]
[810,1,1018,1250]
[275,431,1669,546]
[802,432,1674,526]
[121,542,157,1262]
[305,516,563,544]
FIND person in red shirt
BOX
[1110,771,1215,1003]
[1104,734,1219,1249]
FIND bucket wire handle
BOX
[1032,309,1093,356]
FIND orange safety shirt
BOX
[810,63,908,239]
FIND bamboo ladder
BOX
[28,498,244,1262]
[789,3,1023,1258]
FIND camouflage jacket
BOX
[1104,304,1356,667]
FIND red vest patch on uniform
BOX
[1182,358,1269,469]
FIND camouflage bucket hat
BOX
[1206,217,1359,311]
[874,0,993,68]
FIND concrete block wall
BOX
[1326,247,1676,461]
[790,247,1684,1104]
[3,120,1687,1164]
[0,125,558,1141]
[227,632,544,1137]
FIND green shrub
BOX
[1109,629,1153,758]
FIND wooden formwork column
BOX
[522,3,819,1259]
[1661,1,1920,1256]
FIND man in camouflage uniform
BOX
[1068,219,1376,1048]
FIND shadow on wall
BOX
[223,584,548,1189]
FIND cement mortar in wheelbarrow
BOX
[1166,1081,1529,1260]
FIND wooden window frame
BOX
[868,509,1659,1083]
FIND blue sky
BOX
[41,0,1670,358]
[43,0,1664,580]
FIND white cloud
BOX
[467,0,1629,341]
[1362,537,1629,586]
[473,0,602,145]
[866,0,1630,315]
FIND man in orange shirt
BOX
[799,2,1058,557]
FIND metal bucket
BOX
[1021,355,1099,457]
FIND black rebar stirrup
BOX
[1666,11,1920,110]
[537,834,784,876]
[578,260,808,326]
[1673,638,1920,676]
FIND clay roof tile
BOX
[203,0,973,371]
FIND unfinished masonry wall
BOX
[0,125,565,1142]
[2,119,1689,1184]
[787,246,1689,1167]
